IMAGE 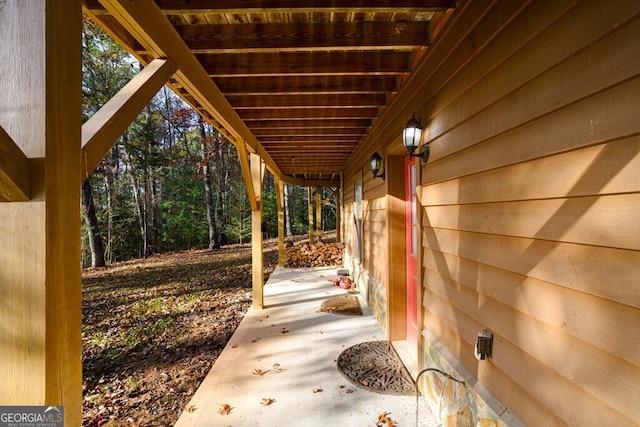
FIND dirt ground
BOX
[82,240,278,426]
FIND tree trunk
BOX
[103,175,113,264]
[284,183,292,236]
[149,175,161,254]
[200,122,220,249]
[81,178,106,268]
[124,145,147,258]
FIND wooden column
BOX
[315,187,322,241]
[308,187,315,243]
[0,1,82,425]
[336,189,342,242]
[386,156,408,340]
[250,153,264,308]
[276,178,285,267]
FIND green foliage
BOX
[262,174,278,238]
[223,180,252,244]
[161,164,209,249]
[82,18,136,119]
[288,185,310,234]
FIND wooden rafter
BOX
[253,128,366,137]
[200,51,410,77]
[260,135,362,143]
[229,94,388,109]
[81,58,177,181]
[0,125,30,202]
[215,76,399,96]
[247,119,371,129]
[238,107,380,121]
[85,0,457,14]
[161,21,430,54]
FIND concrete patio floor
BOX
[174,266,439,427]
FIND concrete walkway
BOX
[174,266,439,427]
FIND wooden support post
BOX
[250,153,264,309]
[0,1,82,424]
[336,189,342,242]
[276,177,285,267]
[308,187,315,244]
[316,186,322,241]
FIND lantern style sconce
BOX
[402,113,430,163]
[369,152,385,180]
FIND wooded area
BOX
[80,18,336,268]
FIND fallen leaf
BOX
[231,343,238,348]
[252,368,269,376]
[186,405,197,413]
[377,412,396,427]
[218,404,233,415]
[260,398,275,406]
[312,388,323,393]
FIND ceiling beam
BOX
[81,58,177,182]
[239,107,380,121]
[199,51,410,77]
[96,0,286,181]
[253,128,366,137]
[229,93,387,108]
[247,119,371,129]
[259,135,363,143]
[214,76,399,96]
[0,125,30,202]
[85,0,457,14]
[165,21,429,54]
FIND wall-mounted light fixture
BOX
[369,152,385,180]
[402,113,430,163]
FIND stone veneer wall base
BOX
[420,329,524,427]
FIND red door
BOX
[405,156,419,345]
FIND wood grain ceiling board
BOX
[83,0,455,183]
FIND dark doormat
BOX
[318,295,362,316]
[336,341,416,395]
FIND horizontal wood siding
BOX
[342,172,356,259]
[342,163,390,324]
[417,0,640,425]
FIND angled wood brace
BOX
[0,125,30,201]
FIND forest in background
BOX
[81,18,336,268]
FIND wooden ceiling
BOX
[83,1,457,184]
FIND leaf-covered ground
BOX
[82,239,278,426]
